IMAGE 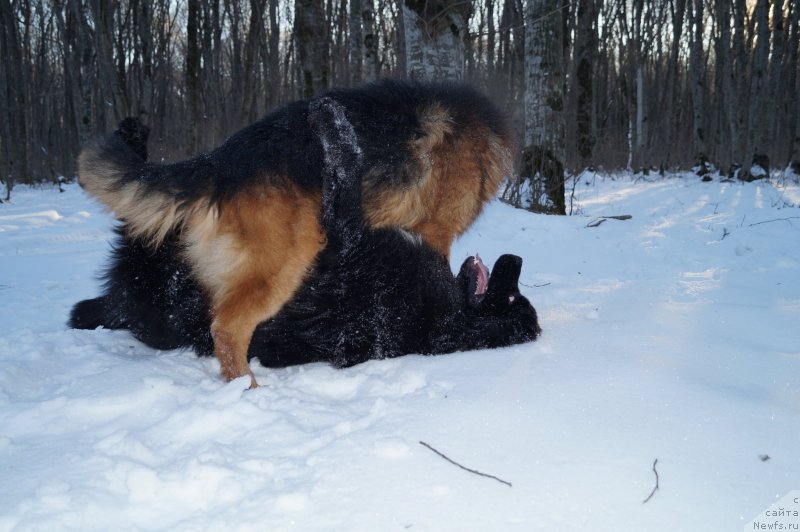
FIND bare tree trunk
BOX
[574,0,596,167]
[295,0,330,97]
[187,0,201,154]
[790,1,800,166]
[716,0,737,173]
[633,0,646,162]
[241,0,266,123]
[361,0,378,81]
[732,0,747,162]
[204,0,223,144]
[662,0,686,170]
[688,0,706,162]
[486,0,495,75]
[0,0,30,195]
[349,0,362,84]
[89,0,126,129]
[399,0,472,80]
[267,0,280,106]
[0,0,16,198]
[522,0,565,214]
[135,0,154,116]
[740,0,769,181]
[765,0,784,165]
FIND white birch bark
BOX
[400,0,470,80]
[361,0,378,82]
[295,0,329,98]
[349,0,362,84]
[523,0,565,213]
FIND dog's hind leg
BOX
[187,185,324,387]
[210,286,273,388]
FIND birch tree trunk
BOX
[399,0,472,80]
[295,0,330,97]
[523,0,566,214]
[361,0,378,82]
[349,0,362,84]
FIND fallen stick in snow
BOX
[747,216,800,227]
[585,215,632,228]
[419,441,512,487]
[520,281,551,288]
[642,459,659,504]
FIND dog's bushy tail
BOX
[78,118,212,247]
[308,96,364,245]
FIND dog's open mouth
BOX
[472,254,489,296]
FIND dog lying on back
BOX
[70,98,540,370]
[77,81,512,386]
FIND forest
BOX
[1,0,799,210]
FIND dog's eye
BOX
[508,295,515,303]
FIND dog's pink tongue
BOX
[474,253,489,296]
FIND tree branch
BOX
[586,214,632,227]
[419,441,512,487]
[748,216,800,227]
[642,458,659,504]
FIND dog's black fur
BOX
[70,99,540,368]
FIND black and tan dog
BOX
[71,97,539,370]
[77,81,512,386]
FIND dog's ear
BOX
[472,254,541,339]
[456,256,480,306]
[478,254,525,312]
[486,254,522,295]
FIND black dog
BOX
[70,100,540,369]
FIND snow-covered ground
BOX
[1,174,798,531]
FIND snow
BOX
[750,164,768,178]
[1,175,799,531]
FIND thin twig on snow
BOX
[748,216,800,227]
[642,458,659,504]
[520,281,551,288]
[419,441,512,487]
[586,215,632,228]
